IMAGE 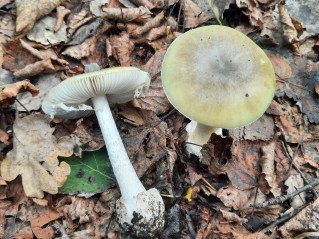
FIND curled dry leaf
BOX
[0,80,39,106]
[129,11,165,38]
[67,7,94,36]
[278,2,300,55]
[181,0,211,28]
[13,59,56,78]
[108,32,134,66]
[0,114,75,198]
[102,6,152,22]
[15,0,64,35]
[219,209,248,225]
[236,0,263,27]
[260,141,281,197]
[55,5,71,32]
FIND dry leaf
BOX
[108,32,134,66]
[134,74,171,115]
[0,114,75,198]
[219,209,248,224]
[280,198,319,239]
[118,104,145,126]
[15,0,65,34]
[0,80,39,106]
[181,0,211,28]
[284,174,305,209]
[13,59,56,78]
[260,141,281,197]
[55,5,71,32]
[236,0,263,27]
[268,53,293,80]
[67,7,94,36]
[278,2,300,55]
[62,36,97,59]
[217,185,281,223]
[0,129,9,145]
[102,6,152,22]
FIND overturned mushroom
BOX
[42,66,165,237]
[161,25,276,158]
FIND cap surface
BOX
[161,25,275,128]
[42,67,151,119]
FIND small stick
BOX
[255,178,319,208]
[281,141,319,198]
[261,204,307,233]
[15,98,30,114]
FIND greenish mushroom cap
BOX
[161,25,275,128]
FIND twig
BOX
[255,178,319,208]
[261,204,307,233]
[281,141,319,198]
[15,98,30,114]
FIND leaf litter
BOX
[0,0,318,238]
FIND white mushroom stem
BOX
[92,95,145,202]
[91,95,165,237]
[185,121,222,159]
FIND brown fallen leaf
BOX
[67,7,94,36]
[268,53,293,80]
[0,129,9,145]
[30,205,62,239]
[108,32,134,66]
[134,74,171,115]
[0,114,75,198]
[278,2,300,55]
[219,209,248,224]
[15,0,65,35]
[236,0,263,27]
[217,185,281,223]
[129,11,165,38]
[279,198,319,239]
[62,36,97,60]
[102,6,152,22]
[260,141,281,197]
[276,101,313,143]
[118,104,145,126]
[13,59,56,78]
[181,0,211,28]
[55,5,71,32]
[0,80,39,106]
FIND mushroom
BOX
[161,25,276,158]
[41,65,165,237]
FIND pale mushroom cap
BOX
[42,67,151,119]
[161,25,276,128]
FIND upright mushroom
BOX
[42,66,165,237]
[161,25,276,158]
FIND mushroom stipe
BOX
[42,66,165,237]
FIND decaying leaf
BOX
[181,0,211,28]
[26,16,67,45]
[0,80,39,106]
[102,6,152,22]
[268,53,293,80]
[278,2,300,55]
[67,7,94,36]
[0,129,9,145]
[284,174,305,209]
[13,59,56,78]
[0,114,75,198]
[279,198,319,239]
[202,135,263,190]
[134,74,171,115]
[260,141,281,197]
[62,36,97,60]
[108,32,134,66]
[236,0,263,27]
[55,5,71,32]
[15,0,65,35]
[217,185,281,223]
